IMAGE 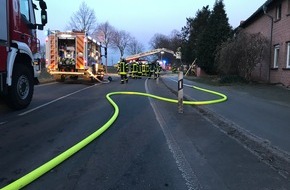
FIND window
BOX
[287,43,290,68]
[20,0,30,21]
[0,0,7,42]
[288,0,290,14]
[276,3,282,20]
[273,45,280,68]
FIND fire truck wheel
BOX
[70,76,78,80]
[61,75,66,82]
[8,64,33,110]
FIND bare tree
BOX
[93,21,116,48]
[127,37,145,55]
[149,33,170,49]
[169,30,182,52]
[111,30,132,58]
[149,30,182,51]
[149,31,181,64]
[67,1,97,34]
[92,22,116,73]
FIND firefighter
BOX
[88,51,97,74]
[117,58,129,84]
[154,61,162,79]
[128,61,133,78]
[148,60,157,79]
[137,61,142,79]
[145,63,150,77]
[141,62,146,76]
[172,64,177,73]
[131,60,138,79]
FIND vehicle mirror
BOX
[39,0,47,10]
[41,10,47,25]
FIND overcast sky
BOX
[38,0,266,63]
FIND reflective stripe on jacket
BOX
[119,62,127,75]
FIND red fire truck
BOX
[0,0,47,110]
[45,30,105,82]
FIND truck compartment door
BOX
[46,35,58,70]
[76,34,85,70]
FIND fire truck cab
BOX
[0,0,47,109]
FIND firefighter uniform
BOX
[118,59,129,84]
[155,62,162,79]
[145,63,150,77]
[128,62,132,78]
[137,62,142,78]
[131,61,138,79]
[141,62,146,76]
[148,61,156,79]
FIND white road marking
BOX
[0,121,8,125]
[35,82,58,87]
[145,79,202,190]
[19,84,100,116]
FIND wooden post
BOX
[185,58,197,76]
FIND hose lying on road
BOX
[86,70,112,84]
[0,85,227,190]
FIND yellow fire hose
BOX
[0,85,227,190]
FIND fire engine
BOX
[0,0,47,109]
[45,31,105,82]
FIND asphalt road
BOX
[0,75,289,190]
[161,74,290,173]
[164,75,290,153]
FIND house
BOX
[239,0,290,86]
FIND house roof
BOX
[239,0,275,28]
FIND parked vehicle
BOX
[45,30,104,82]
[0,0,47,109]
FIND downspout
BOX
[263,5,274,84]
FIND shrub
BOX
[215,31,268,81]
